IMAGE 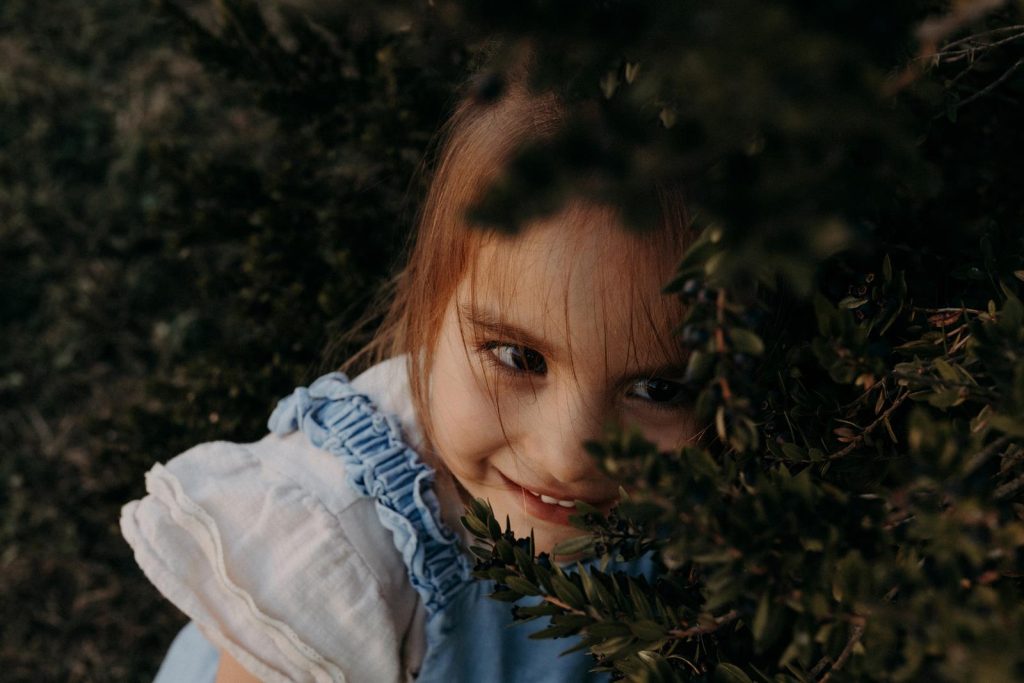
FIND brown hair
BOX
[341,44,694,457]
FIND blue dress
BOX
[150,370,657,681]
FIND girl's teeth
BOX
[536,492,576,508]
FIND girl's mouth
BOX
[497,471,610,527]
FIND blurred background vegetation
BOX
[1,0,465,678]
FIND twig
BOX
[668,610,740,639]
[808,655,833,679]
[964,434,1011,474]
[950,58,1024,110]
[818,623,865,682]
[939,24,1024,51]
[886,1,1011,94]
[948,330,972,355]
[934,31,1024,62]
[543,595,584,615]
[916,0,1008,50]
[995,472,1024,500]
[827,391,910,460]
[1004,443,1024,467]
[916,306,986,315]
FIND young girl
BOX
[121,49,698,683]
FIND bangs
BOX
[457,198,690,396]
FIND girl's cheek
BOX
[435,364,503,469]
[622,410,699,453]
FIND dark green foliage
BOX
[451,1,1024,681]
[2,0,463,678]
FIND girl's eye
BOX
[486,343,548,375]
[628,377,688,407]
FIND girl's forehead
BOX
[460,209,685,369]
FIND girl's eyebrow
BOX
[460,303,690,379]
[460,304,558,361]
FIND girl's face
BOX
[427,208,698,554]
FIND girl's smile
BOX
[496,470,613,526]
[426,204,698,554]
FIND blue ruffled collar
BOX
[267,371,472,616]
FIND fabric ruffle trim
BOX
[268,372,471,616]
[121,460,346,683]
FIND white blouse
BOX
[121,358,428,682]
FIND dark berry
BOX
[472,71,505,103]
[741,309,764,327]
[860,302,879,317]
[682,278,702,297]
[681,325,709,346]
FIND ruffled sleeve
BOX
[120,430,421,683]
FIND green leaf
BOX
[715,405,728,440]
[989,413,1024,437]
[927,388,964,409]
[587,621,631,638]
[752,591,770,644]
[715,663,753,683]
[577,562,603,608]
[685,350,715,383]
[469,545,493,561]
[1000,290,1024,334]
[490,589,522,602]
[552,534,595,558]
[838,296,868,310]
[529,621,587,640]
[506,576,541,596]
[628,619,666,641]
[729,327,765,355]
[534,563,555,594]
[516,603,560,618]
[932,358,960,383]
[461,514,490,538]
[551,574,587,610]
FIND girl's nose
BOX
[528,380,609,485]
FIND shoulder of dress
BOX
[121,434,422,683]
[168,432,415,592]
